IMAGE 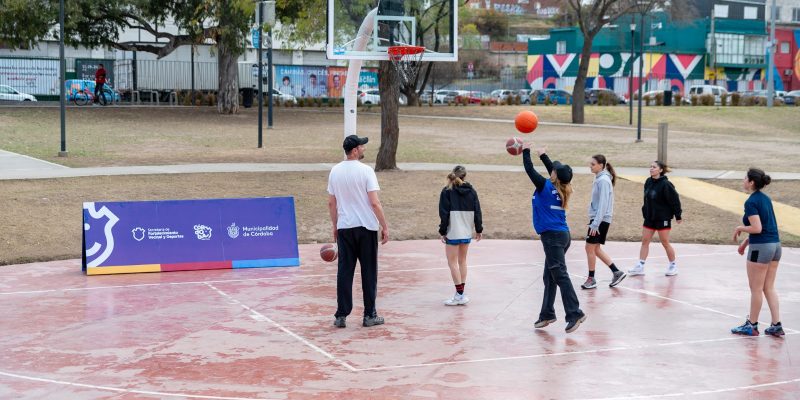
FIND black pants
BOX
[94,82,104,103]
[335,227,379,318]
[539,230,584,323]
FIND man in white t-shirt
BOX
[328,134,390,328]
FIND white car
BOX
[0,85,37,102]
[358,89,407,105]
[687,85,728,105]
[271,88,297,105]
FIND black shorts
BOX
[643,219,671,231]
[585,220,610,244]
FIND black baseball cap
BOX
[343,135,368,152]
[552,161,573,183]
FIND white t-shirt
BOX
[327,160,380,231]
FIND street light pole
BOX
[257,1,264,148]
[629,23,635,125]
[636,12,645,142]
[58,0,67,157]
[766,0,776,107]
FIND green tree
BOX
[0,0,262,114]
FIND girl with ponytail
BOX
[439,165,483,306]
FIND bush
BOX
[643,95,651,106]
[655,92,664,106]
[514,95,521,105]
[700,94,714,106]
[690,95,699,106]
[544,96,551,106]
[530,95,537,106]
[731,92,741,106]
[756,97,766,106]
[674,93,683,106]
[720,93,728,106]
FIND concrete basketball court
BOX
[1,239,798,399]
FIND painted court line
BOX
[203,283,359,372]
[0,262,531,296]
[580,377,800,400]
[0,370,271,400]
[353,332,798,372]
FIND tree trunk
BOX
[401,86,420,106]
[217,39,239,114]
[571,35,595,124]
[375,60,399,171]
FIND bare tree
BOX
[566,0,663,124]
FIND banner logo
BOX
[83,202,119,268]
[227,223,240,239]
[132,227,145,241]
[194,224,213,240]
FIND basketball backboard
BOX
[327,0,458,62]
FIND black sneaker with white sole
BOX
[534,318,557,328]
[565,314,587,333]
[362,315,385,327]
[333,316,346,328]
[609,270,627,287]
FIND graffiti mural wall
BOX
[527,52,771,97]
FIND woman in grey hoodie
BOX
[581,155,627,289]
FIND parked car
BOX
[687,85,728,105]
[271,88,297,105]
[357,89,407,105]
[454,90,487,104]
[490,89,518,103]
[518,89,532,104]
[783,90,800,105]
[532,89,572,105]
[585,88,626,105]
[0,85,37,102]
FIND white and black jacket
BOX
[438,182,483,239]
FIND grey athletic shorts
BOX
[748,242,782,264]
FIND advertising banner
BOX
[75,59,114,85]
[275,65,328,98]
[0,58,59,95]
[82,197,299,275]
[326,66,379,98]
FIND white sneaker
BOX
[628,264,645,276]
[665,264,678,276]
[444,294,469,306]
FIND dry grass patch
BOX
[2,171,796,266]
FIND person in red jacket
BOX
[94,63,107,104]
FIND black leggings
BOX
[94,82,105,103]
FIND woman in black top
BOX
[629,161,682,277]
[438,165,483,306]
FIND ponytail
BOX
[446,165,467,189]
[592,154,616,186]
[552,178,573,210]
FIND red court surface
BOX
[1,240,799,399]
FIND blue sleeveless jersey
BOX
[532,180,569,234]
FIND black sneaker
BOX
[765,323,785,337]
[565,314,587,333]
[333,316,346,328]
[534,318,557,328]
[362,315,385,327]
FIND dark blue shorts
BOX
[445,238,471,245]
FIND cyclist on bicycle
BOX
[94,63,107,105]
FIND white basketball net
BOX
[388,46,425,86]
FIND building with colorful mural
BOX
[526,1,799,98]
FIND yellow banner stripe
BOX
[86,264,162,275]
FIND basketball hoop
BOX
[387,45,425,86]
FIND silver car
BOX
[0,85,37,102]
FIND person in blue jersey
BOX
[438,165,483,306]
[522,143,586,333]
[731,168,784,337]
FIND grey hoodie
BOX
[588,169,614,230]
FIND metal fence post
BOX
[657,122,668,164]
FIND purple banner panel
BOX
[82,197,299,275]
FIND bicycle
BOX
[72,86,116,106]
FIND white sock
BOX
[638,260,646,266]
[669,261,676,267]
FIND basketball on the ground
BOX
[515,110,539,134]
[506,137,524,156]
[320,243,338,262]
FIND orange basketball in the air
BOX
[320,243,338,262]
[506,137,524,156]
[515,110,539,134]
